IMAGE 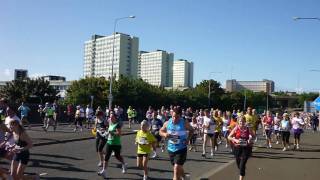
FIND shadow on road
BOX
[41,177,87,180]
[31,153,84,160]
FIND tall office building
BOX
[138,50,173,87]
[14,69,28,80]
[173,59,193,88]
[226,79,275,94]
[83,33,139,79]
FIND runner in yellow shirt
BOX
[135,120,156,180]
[213,110,223,151]
[244,107,255,130]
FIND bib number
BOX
[239,139,248,146]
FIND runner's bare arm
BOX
[228,126,239,144]
[159,121,168,138]
[185,120,194,142]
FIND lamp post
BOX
[108,15,135,110]
[310,69,320,96]
[208,72,222,107]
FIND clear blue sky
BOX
[1,0,320,92]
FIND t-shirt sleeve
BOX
[135,131,139,143]
[149,132,156,143]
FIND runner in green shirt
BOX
[98,111,127,178]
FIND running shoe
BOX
[73,128,77,132]
[287,145,290,149]
[143,175,148,180]
[225,143,228,148]
[201,153,206,158]
[151,151,157,159]
[214,146,218,151]
[276,141,279,145]
[269,144,272,148]
[122,163,127,174]
[98,169,107,178]
[97,162,102,167]
[282,147,287,151]
[210,152,214,157]
[218,140,222,145]
[296,144,300,150]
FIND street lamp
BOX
[310,69,320,96]
[208,72,222,107]
[108,15,135,110]
[293,17,320,21]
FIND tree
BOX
[0,78,57,104]
[65,77,109,107]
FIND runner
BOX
[228,115,255,180]
[43,102,56,132]
[127,106,135,129]
[213,110,223,151]
[160,106,193,180]
[150,111,164,154]
[310,112,319,133]
[202,109,215,158]
[280,113,291,151]
[189,115,199,152]
[37,105,45,129]
[95,111,108,167]
[135,120,157,180]
[222,111,231,148]
[262,111,274,148]
[98,111,127,178]
[85,105,94,129]
[66,104,74,126]
[74,105,84,132]
[8,118,33,180]
[252,109,260,142]
[146,106,153,122]
[273,113,281,144]
[17,102,31,130]
[197,109,204,140]
[52,101,59,130]
[244,107,255,132]
[291,112,305,150]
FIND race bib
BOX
[239,139,248,146]
[168,135,180,145]
[138,137,148,145]
[152,125,159,130]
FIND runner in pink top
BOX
[262,111,274,148]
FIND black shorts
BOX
[265,129,272,139]
[137,153,149,157]
[168,148,187,166]
[205,133,214,138]
[13,150,30,165]
[0,148,7,158]
[105,144,121,161]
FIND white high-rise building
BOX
[83,33,139,79]
[138,50,173,87]
[173,59,193,88]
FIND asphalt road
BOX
[211,130,320,180]
[2,123,318,180]
[27,133,235,179]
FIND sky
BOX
[1,0,320,92]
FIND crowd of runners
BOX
[91,104,319,180]
[0,97,319,180]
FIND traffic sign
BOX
[312,97,320,110]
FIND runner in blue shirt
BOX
[18,102,31,130]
